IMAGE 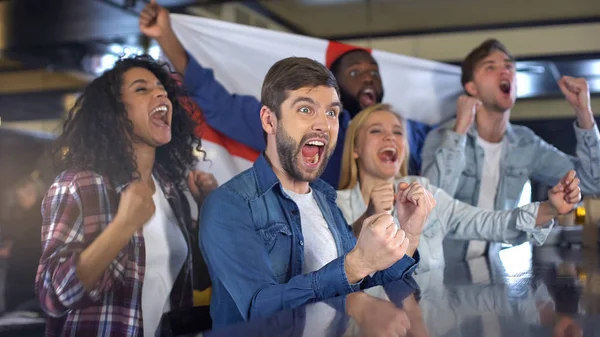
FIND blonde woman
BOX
[336,103,581,273]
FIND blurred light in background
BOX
[85,43,162,76]
[589,77,600,92]
[516,71,534,98]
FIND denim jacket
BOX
[421,120,600,264]
[337,176,550,273]
[198,154,419,328]
[421,120,600,210]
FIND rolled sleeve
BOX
[382,251,420,280]
[574,121,600,145]
[360,252,420,290]
[43,252,120,316]
[514,202,553,246]
[36,173,128,317]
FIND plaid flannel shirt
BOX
[36,166,194,336]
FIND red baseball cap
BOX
[325,41,372,69]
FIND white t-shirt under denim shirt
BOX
[283,187,338,336]
[283,187,338,273]
[466,136,504,259]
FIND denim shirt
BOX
[421,119,600,263]
[198,153,419,328]
[337,176,551,273]
[421,120,600,210]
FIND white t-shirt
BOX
[283,188,338,273]
[466,137,503,259]
[142,176,189,337]
[476,136,503,210]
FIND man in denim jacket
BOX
[421,39,600,264]
[199,57,435,328]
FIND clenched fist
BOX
[366,183,395,216]
[114,179,155,232]
[188,170,218,207]
[454,95,481,134]
[558,76,594,129]
[547,170,581,215]
[139,0,172,39]
[350,214,411,278]
[395,182,436,249]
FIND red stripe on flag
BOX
[184,96,260,163]
[199,123,260,162]
[325,41,371,69]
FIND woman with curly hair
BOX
[36,55,216,336]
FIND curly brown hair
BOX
[53,54,201,188]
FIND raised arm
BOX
[421,96,480,196]
[530,77,600,195]
[36,173,152,317]
[140,1,188,74]
[140,1,265,151]
[420,125,467,196]
[431,171,580,245]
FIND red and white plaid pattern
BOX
[36,167,194,336]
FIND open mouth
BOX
[150,104,170,127]
[358,87,376,108]
[377,147,398,163]
[301,139,327,168]
[499,80,511,95]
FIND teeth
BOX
[307,140,325,146]
[378,147,397,154]
[151,105,168,115]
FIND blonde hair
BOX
[338,103,410,190]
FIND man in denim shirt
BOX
[421,39,600,264]
[199,57,435,328]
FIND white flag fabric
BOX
[169,14,462,184]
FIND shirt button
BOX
[299,240,304,246]
[291,209,298,215]
[90,289,99,298]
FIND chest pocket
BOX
[258,222,293,281]
[504,166,530,203]
[457,165,478,201]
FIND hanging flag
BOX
[169,13,462,184]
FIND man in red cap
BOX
[140,3,431,186]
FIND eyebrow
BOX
[368,122,403,128]
[347,60,378,68]
[290,97,316,107]
[329,101,343,110]
[290,96,343,110]
[128,79,163,88]
[479,58,515,68]
[128,79,147,88]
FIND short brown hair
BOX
[461,39,515,88]
[261,57,340,118]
